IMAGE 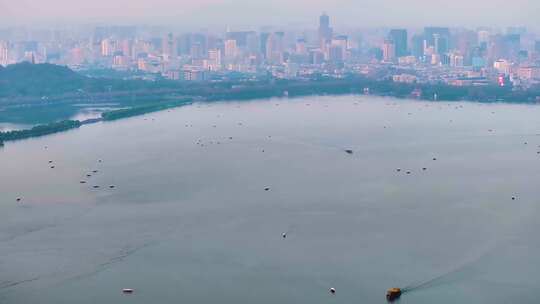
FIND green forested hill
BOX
[0,62,88,97]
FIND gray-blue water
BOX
[1,95,540,303]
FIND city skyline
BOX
[1,0,539,29]
[1,11,539,89]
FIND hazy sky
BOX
[1,0,539,29]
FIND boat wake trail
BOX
[66,240,159,283]
[0,277,41,291]
[401,243,495,294]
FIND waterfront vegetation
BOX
[0,120,81,144]
[101,99,192,121]
[2,63,540,104]
[1,62,540,145]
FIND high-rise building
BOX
[328,45,343,63]
[225,31,257,52]
[504,34,520,60]
[120,39,134,59]
[494,59,511,75]
[488,34,506,63]
[245,32,260,55]
[190,42,204,60]
[101,39,115,57]
[424,27,450,54]
[383,39,396,62]
[388,29,407,57]
[190,34,208,58]
[177,34,192,56]
[477,30,490,44]
[296,39,307,55]
[207,49,222,71]
[331,36,348,61]
[507,26,526,36]
[224,39,238,59]
[0,41,9,66]
[318,13,333,47]
[411,34,424,58]
[454,30,477,66]
[266,32,284,65]
[310,49,325,65]
[163,33,177,58]
[260,33,270,59]
[449,52,464,67]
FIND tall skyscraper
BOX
[224,39,238,59]
[120,39,134,59]
[0,41,9,66]
[328,45,343,63]
[177,34,192,56]
[245,32,260,55]
[101,38,115,57]
[477,30,490,44]
[411,34,424,58]
[487,34,507,63]
[383,39,396,62]
[266,32,284,65]
[454,30,478,65]
[295,39,307,55]
[318,13,333,46]
[424,27,450,54]
[260,33,270,59]
[163,33,177,58]
[331,35,348,61]
[207,49,222,70]
[190,42,204,60]
[388,29,407,57]
[504,34,520,60]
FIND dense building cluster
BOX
[1,14,539,88]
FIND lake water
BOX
[1,95,540,304]
[0,103,120,130]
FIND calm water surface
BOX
[1,95,540,304]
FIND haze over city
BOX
[1,0,539,28]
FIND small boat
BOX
[16,197,22,202]
[386,288,401,302]
[80,180,86,184]
[282,233,287,238]
[344,149,354,154]
[122,288,134,294]
[109,185,115,189]
[93,185,100,189]
[329,287,336,294]
[264,187,270,191]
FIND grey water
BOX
[1,95,540,304]
[0,103,120,129]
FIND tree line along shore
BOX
[1,63,540,146]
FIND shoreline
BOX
[1,80,540,146]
